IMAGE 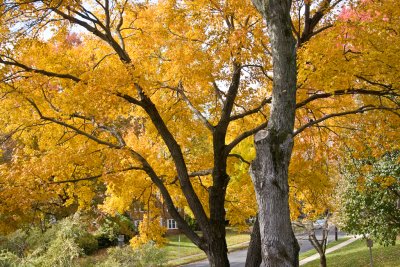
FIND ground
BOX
[303,239,400,267]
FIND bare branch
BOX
[226,121,268,153]
[176,82,214,132]
[25,98,123,148]
[228,153,251,165]
[50,166,143,184]
[293,105,398,136]
[230,96,272,121]
[296,88,399,109]
[189,169,213,177]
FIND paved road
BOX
[184,230,346,267]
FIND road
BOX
[184,229,346,267]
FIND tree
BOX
[249,0,400,265]
[0,0,399,266]
[0,1,266,265]
[340,150,400,246]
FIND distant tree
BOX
[341,150,400,246]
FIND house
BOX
[128,199,183,235]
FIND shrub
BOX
[0,250,21,267]
[76,233,98,255]
[0,236,82,267]
[94,234,115,249]
[136,242,166,266]
[0,230,28,257]
[99,246,138,267]
[35,237,82,267]
[99,242,166,267]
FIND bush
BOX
[99,246,138,267]
[94,234,115,249]
[0,236,82,267]
[137,242,166,266]
[0,216,98,266]
[99,242,166,267]
[0,250,21,267]
[76,233,98,255]
[36,215,98,255]
[94,214,135,247]
[0,230,29,257]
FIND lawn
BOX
[299,237,351,260]
[165,229,250,264]
[303,239,400,267]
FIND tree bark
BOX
[206,229,230,266]
[319,253,327,267]
[245,215,262,267]
[250,0,300,266]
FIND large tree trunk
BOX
[245,215,262,267]
[205,228,230,266]
[206,178,230,266]
[250,0,300,266]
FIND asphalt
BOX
[183,230,346,267]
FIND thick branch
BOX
[176,82,214,131]
[26,98,123,148]
[0,56,81,82]
[228,153,251,165]
[219,63,242,125]
[296,88,399,109]
[293,105,396,136]
[226,121,268,153]
[230,96,272,121]
[299,0,344,45]
[50,166,143,184]
[189,169,213,177]
[126,148,205,250]
[118,83,211,234]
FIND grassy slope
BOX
[165,230,250,265]
[299,237,351,260]
[303,239,400,267]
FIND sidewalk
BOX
[299,236,362,266]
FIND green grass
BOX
[299,237,351,260]
[303,239,400,267]
[165,230,250,265]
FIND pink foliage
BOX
[65,32,82,47]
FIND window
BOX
[167,219,177,229]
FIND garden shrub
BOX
[0,230,29,257]
[99,242,166,267]
[76,233,98,255]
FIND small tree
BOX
[341,150,400,246]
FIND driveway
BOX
[183,230,346,267]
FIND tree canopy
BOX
[0,0,399,265]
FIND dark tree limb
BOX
[293,105,399,136]
[0,56,81,82]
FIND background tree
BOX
[249,0,399,265]
[340,150,400,246]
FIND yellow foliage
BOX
[130,214,167,248]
